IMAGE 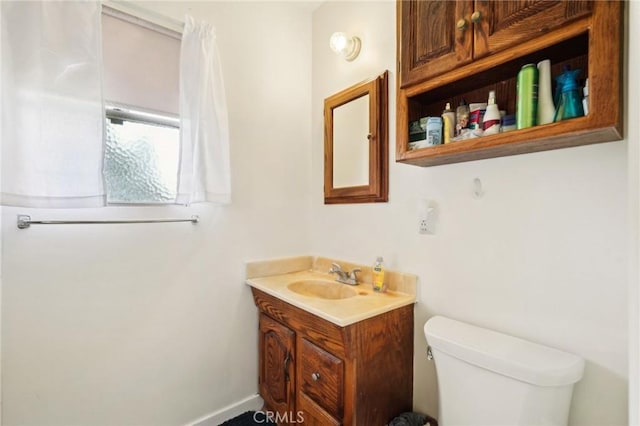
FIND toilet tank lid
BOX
[424,316,585,386]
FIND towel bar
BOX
[17,214,199,229]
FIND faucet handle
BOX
[329,263,343,273]
[349,268,361,280]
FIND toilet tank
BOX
[424,316,585,426]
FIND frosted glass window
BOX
[104,116,179,204]
[102,8,181,205]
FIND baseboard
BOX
[187,394,263,426]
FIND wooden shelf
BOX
[398,117,621,167]
[396,1,623,167]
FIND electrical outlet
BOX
[419,219,430,234]
[418,199,436,235]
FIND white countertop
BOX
[245,256,417,327]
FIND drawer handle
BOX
[471,11,482,23]
[456,18,467,32]
[311,372,321,381]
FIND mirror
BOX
[324,71,388,204]
[333,95,370,188]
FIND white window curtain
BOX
[177,15,231,205]
[0,1,105,208]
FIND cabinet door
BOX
[259,314,295,418]
[473,0,593,58]
[399,0,473,88]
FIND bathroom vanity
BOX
[246,256,417,425]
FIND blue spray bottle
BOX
[554,68,585,122]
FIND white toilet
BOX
[424,316,585,426]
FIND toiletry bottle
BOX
[554,65,570,106]
[554,68,584,122]
[536,59,556,125]
[469,102,487,131]
[482,90,501,135]
[441,102,455,144]
[516,63,538,129]
[582,78,589,116]
[455,99,469,136]
[501,114,517,132]
[372,256,386,292]
[426,117,442,146]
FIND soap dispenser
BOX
[554,68,585,122]
[372,257,386,292]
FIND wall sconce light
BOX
[329,32,361,61]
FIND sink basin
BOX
[287,279,358,300]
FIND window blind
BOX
[102,12,180,115]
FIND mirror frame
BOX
[324,71,388,204]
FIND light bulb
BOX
[329,32,361,61]
[330,32,348,53]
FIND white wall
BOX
[628,1,640,423]
[1,2,313,425]
[312,2,629,425]
[1,1,635,425]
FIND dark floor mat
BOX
[219,411,276,426]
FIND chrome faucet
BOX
[329,263,361,286]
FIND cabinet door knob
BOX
[311,372,321,381]
[456,18,467,31]
[471,11,482,23]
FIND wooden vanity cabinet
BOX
[397,0,622,167]
[252,288,414,426]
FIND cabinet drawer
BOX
[299,338,344,419]
[298,392,341,426]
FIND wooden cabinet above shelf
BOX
[396,0,623,167]
[398,0,594,89]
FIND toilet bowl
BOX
[424,316,585,426]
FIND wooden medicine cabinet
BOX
[324,71,388,204]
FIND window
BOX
[1,2,229,208]
[102,6,181,204]
[104,106,180,204]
